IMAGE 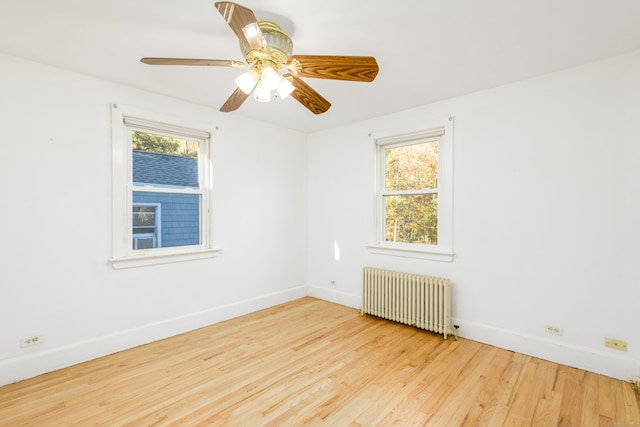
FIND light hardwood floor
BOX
[1,297,638,426]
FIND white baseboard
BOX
[0,286,306,387]
[4,287,636,387]
[453,319,640,381]
[308,285,361,309]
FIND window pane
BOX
[134,237,156,250]
[133,191,201,248]
[132,207,156,227]
[133,227,156,235]
[132,131,199,189]
[385,141,438,191]
[384,194,438,244]
[130,129,203,252]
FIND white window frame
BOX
[369,116,454,262]
[110,103,220,269]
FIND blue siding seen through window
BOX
[133,192,200,247]
[132,149,201,249]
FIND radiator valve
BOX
[453,324,460,341]
[630,377,640,391]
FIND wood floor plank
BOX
[578,371,600,426]
[503,357,545,424]
[0,297,638,426]
[478,352,528,426]
[618,378,640,424]
[598,374,616,424]
[554,365,585,426]
[350,337,446,426]
[531,390,562,427]
[460,346,515,426]
[425,346,501,426]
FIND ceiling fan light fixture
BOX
[276,76,295,99]
[254,80,271,102]
[260,64,281,91]
[235,69,259,94]
[237,62,293,102]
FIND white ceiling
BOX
[2,0,640,133]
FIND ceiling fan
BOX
[140,2,379,115]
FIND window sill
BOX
[110,247,221,269]
[367,244,454,262]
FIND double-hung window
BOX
[111,104,218,268]
[371,117,454,261]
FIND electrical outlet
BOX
[20,335,42,348]
[605,338,627,352]
[545,325,563,336]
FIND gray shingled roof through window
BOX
[133,150,198,188]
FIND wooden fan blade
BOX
[141,58,245,68]
[284,74,331,115]
[215,2,266,51]
[220,87,250,112]
[290,55,379,82]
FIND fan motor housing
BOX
[241,22,293,68]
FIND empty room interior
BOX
[1,0,640,425]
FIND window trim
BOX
[110,103,220,269]
[369,116,454,262]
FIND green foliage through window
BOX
[384,140,439,245]
[385,142,438,191]
[132,131,198,160]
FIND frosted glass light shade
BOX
[254,81,271,102]
[276,77,295,99]
[261,66,281,91]
[235,69,259,94]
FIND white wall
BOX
[0,53,308,386]
[307,50,640,381]
[2,49,638,387]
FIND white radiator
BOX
[361,267,452,338]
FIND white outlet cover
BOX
[545,325,564,336]
[20,335,42,347]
